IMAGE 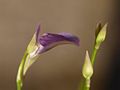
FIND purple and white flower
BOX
[23,25,80,75]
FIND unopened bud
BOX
[82,51,93,79]
[95,23,107,49]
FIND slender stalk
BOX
[80,78,90,90]
[16,51,28,90]
[84,79,90,90]
[91,46,98,66]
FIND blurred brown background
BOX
[0,0,119,90]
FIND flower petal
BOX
[35,24,40,43]
[58,32,80,46]
[38,32,80,53]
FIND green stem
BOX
[80,78,90,90]
[16,51,28,90]
[84,79,90,90]
[91,46,98,66]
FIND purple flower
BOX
[23,25,80,75]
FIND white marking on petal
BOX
[37,44,45,54]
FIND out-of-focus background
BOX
[0,0,119,90]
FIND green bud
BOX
[95,23,107,49]
[82,51,93,79]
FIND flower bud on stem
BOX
[81,51,93,90]
[80,23,107,90]
[91,23,107,65]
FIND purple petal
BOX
[35,24,40,43]
[38,32,80,53]
[58,32,80,46]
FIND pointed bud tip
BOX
[82,50,93,79]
